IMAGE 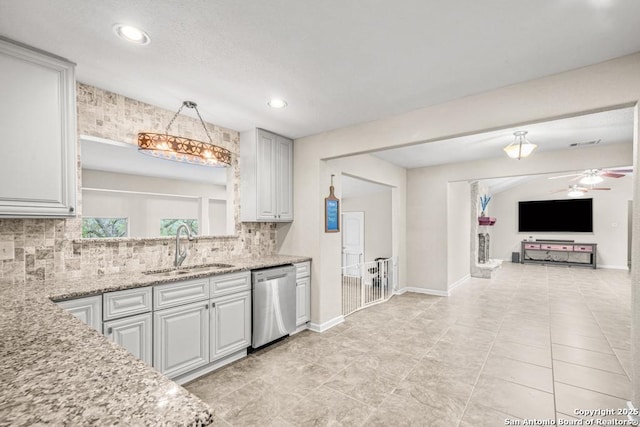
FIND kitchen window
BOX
[82,217,129,238]
[160,219,199,236]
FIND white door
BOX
[342,212,364,276]
[296,276,311,326]
[154,301,209,378]
[276,136,293,221]
[57,295,102,332]
[256,129,277,220]
[104,313,152,366]
[210,291,251,361]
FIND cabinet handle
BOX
[69,206,75,213]
[205,303,209,310]
[107,327,113,335]
[211,302,216,308]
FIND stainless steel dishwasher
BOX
[252,264,297,348]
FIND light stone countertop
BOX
[0,254,311,426]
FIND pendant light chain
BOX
[164,101,215,145]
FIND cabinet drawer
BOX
[154,278,209,310]
[574,245,593,253]
[546,244,573,251]
[210,271,251,297]
[524,243,541,250]
[104,286,152,320]
[294,261,311,279]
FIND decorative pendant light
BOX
[503,131,537,160]
[137,101,231,167]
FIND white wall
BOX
[342,190,393,263]
[278,53,640,385]
[447,181,471,287]
[407,142,632,291]
[489,168,633,269]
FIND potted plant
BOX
[478,194,496,226]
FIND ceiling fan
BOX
[550,184,610,197]
[548,168,633,185]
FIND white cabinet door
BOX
[0,37,76,217]
[256,129,278,220]
[296,276,311,326]
[276,136,293,221]
[210,291,251,361]
[57,295,102,332]
[240,128,293,222]
[154,301,210,378]
[104,313,152,366]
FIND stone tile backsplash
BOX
[0,84,277,282]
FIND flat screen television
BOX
[518,198,593,233]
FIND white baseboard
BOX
[397,286,449,297]
[599,265,630,270]
[310,315,344,333]
[448,274,470,292]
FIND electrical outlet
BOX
[0,241,14,261]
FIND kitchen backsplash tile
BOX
[0,84,277,283]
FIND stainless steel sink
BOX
[143,263,234,277]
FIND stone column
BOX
[478,232,490,264]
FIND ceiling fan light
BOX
[579,175,603,185]
[568,190,585,198]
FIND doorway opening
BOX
[340,174,395,316]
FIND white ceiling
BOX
[1,1,639,139]
[372,107,635,169]
[342,175,392,199]
[81,136,227,185]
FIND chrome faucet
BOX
[174,223,194,268]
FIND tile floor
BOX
[185,263,632,426]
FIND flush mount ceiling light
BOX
[137,101,231,167]
[503,131,538,160]
[267,98,288,109]
[113,23,151,45]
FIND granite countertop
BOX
[0,254,311,426]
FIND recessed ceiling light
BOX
[267,98,287,109]
[113,23,151,45]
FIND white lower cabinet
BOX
[57,295,102,332]
[295,276,311,326]
[104,313,152,366]
[210,291,251,361]
[154,300,210,379]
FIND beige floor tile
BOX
[481,355,553,392]
[551,331,614,354]
[555,382,629,421]
[393,375,473,415]
[365,389,458,427]
[489,339,552,368]
[552,344,626,375]
[281,386,372,427]
[613,348,632,379]
[412,355,483,386]
[553,360,631,400]
[211,378,302,426]
[260,362,335,396]
[469,375,555,420]
[460,401,520,427]
[323,363,399,406]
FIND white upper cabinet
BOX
[0,37,77,217]
[240,129,293,222]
